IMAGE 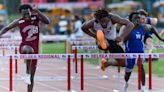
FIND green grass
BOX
[133,59,164,77]
[144,59,164,77]
[41,42,65,54]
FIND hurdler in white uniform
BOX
[93,19,124,53]
[94,20,117,40]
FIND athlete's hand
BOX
[116,36,123,45]
[118,41,124,46]
[31,4,39,14]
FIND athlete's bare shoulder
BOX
[84,19,95,25]
[82,19,95,29]
[110,13,131,25]
[109,13,119,18]
[109,13,122,23]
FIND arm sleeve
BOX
[147,17,151,24]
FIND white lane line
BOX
[36,81,62,91]
[82,81,114,91]
[16,73,65,91]
[0,84,9,91]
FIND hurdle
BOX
[138,55,141,90]
[69,40,97,74]
[71,45,164,90]
[6,54,74,92]
[64,38,95,53]
[0,38,82,91]
[0,38,21,74]
[2,42,164,89]
[77,53,164,91]
[0,40,20,56]
[71,45,164,75]
[148,55,152,90]
[6,53,164,91]
[71,45,100,74]
[153,45,164,48]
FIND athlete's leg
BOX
[96,30,108,49]
[124,59,135,92]
[116,59,126,66]
[101,57,125,71]
[96,31,111,70]
[141,64,145,86]
[145,37,153,53]
[141,63,148,92]
[124,72,132,82]
[22,45,34,75]
[107,40,126,67]
[102,59,121,67]
[124,58,135,82]
[99,40,125,71]
[123,72,131,92]
[28,59,37,92]
[96,30,125,68]
[21,45,37,92]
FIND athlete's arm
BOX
[147,17,158,26]
[119,25,125,36]
[144,24,164,42]
[0,19,19,36]
[111,14,134,42]
[81,19,97,39]
[32,6,50,24]
[151,27,164,42]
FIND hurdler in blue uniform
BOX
[123,12,164,92]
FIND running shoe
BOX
[24,74,31,85]
[123,82,129,92]
[101,58,107,71]
[96,30,107,49]
[142,86,148,92]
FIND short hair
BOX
[19,4,32,13]
[129,11,140,21]
[137,9,148,17]
[94,9,109,20]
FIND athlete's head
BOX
[19,4,32,19]
[137,9,148,24]
[129,11,141,25]
[94,9,110,28]
[137,9,148,16]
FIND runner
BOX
[0,4,50,92]
[81,8,134,70]
[137,9,158,53]
[123,11,164,92]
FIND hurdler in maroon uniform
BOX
[19,15,40,54]
[0,4,50,92]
